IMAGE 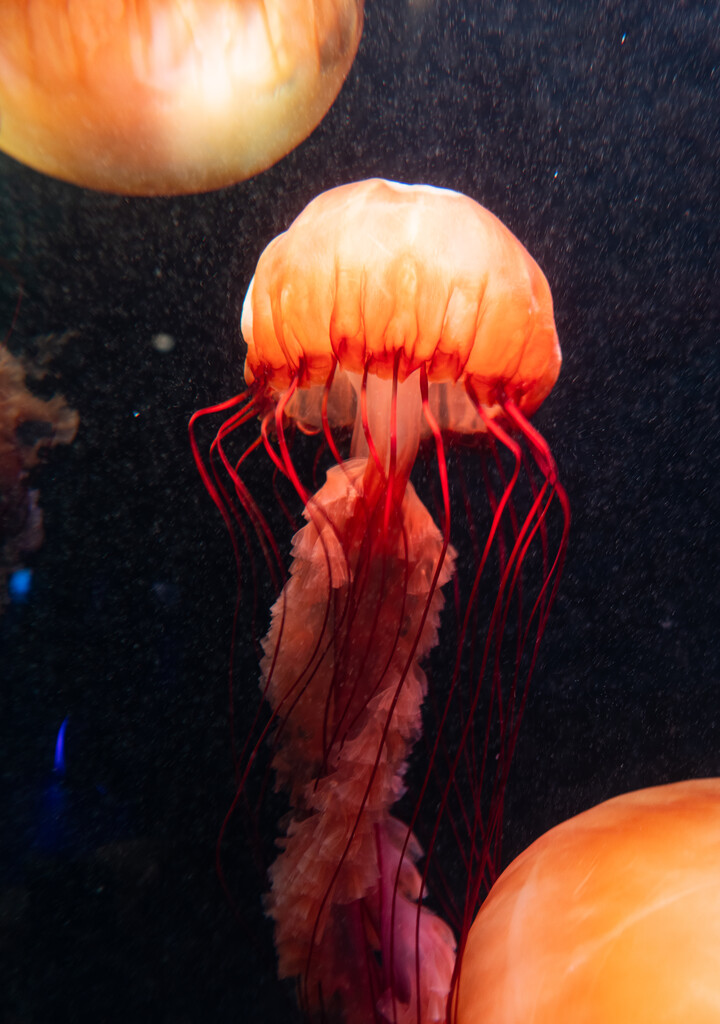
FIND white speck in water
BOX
[151,332,175,353]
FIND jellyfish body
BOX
[191,179,569,1022]
[454,778,720,1024]
[0,0,363,195]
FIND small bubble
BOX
[151,332,175,353]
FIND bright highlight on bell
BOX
[0,0,364,195]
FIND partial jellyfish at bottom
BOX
[454,779,720,1024]
[191,179,570,1023]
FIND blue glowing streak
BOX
[9,567,32,600]
[54,717,68,776]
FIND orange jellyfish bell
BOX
[190,178,570,1023]
[0,0,363,195]
[455,778,720,1024]
[242,178,560,411]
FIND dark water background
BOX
[1,2,719,1021]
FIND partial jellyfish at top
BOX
[0,0,364,195]
[455,779,720,1024]
[191,178,570,1023]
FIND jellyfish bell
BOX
[242,179,560,406]
[454,778,720,1024]
[0,0,364,195]
[241,179,561,510]
[190,178,570,1023]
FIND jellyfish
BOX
[0,0,363,195]
[454,778,720,1024]
[190,178,570,1023]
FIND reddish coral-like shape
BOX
[0,343,78,607]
